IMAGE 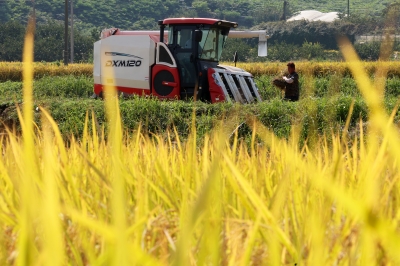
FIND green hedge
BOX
[3,75,400,103]
[1,96,399,146]
[0,75,399,146]
[251,20,376,50]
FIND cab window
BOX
[177,29,193,49]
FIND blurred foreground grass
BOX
[2,109,400,265]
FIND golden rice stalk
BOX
[1,61,400,81]
[14,17,42,266]
[0,62,93,81]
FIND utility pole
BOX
[64,0,68,66]
[32,0,35,19]
[347,0,350,17]
[281,0,288,21]
[284,0,287,20]
[70,0,74,63]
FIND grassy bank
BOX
[1,95,399,147]
[0,74,398,144]
[1,74,400,101]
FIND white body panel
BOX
[94,35,156,90]
[93,41,101,85]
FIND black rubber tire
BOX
[153,70,175,96]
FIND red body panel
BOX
[94,83,102,95]
[114,31,161,43]
[94,84,151,96]
[207,68,226,103]
[163,18,219,25]
[101,28,163,43]
[162,18,237,28]
[151,64,181,99]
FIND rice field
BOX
[0,62,92,82]
[0,33,400,265]
[3,61,400,82]
[1,62,400,145]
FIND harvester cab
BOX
[93,18,268,103]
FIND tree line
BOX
[0,21,96,62]
[1,10,399,63]
[0,0,395,31]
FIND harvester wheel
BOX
[154,70,175,96]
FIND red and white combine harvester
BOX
[93,18,268,103]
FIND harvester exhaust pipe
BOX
[158,20,165,43]
[228,31,268,57]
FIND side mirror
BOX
[233,51,238,67]
[194,30,203,42]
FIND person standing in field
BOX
[272,62,300,101]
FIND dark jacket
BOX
[284,72,299,97]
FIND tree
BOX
[354,42,381,61]
[0,2,11,23]
[131,18,158,30]
[0,21,25,61]
[192,1,211,17]
[34,21,95,62]
[220,39,254,62]
[0,20,95,62]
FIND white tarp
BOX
[287,10,339,22]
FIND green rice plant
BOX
[0,75,93,102]
[313,76,330,97]
[0,95,397,147]
[385,78,400,98]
